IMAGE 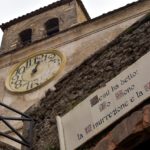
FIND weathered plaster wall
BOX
[0,131,22,150]
[0,13,145,137]
[25,13,150,149]
[0,141,18,150]
[0,0,150,149]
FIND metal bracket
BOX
[0,102,34,149]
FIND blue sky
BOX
[0,0,138,45]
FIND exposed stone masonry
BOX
[27,13,150,150]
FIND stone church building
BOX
[0,0,150,149]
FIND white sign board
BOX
[57,51,150,150]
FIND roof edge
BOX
[0,0,90,31]
[0,0,143,31]
[0,0,148,57]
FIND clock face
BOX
[5,50,66,93]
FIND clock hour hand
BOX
[31,61,40,75]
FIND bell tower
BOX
[0,0,90,52]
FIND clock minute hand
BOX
[31,61,40,75]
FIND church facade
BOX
[0,0,150,149]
